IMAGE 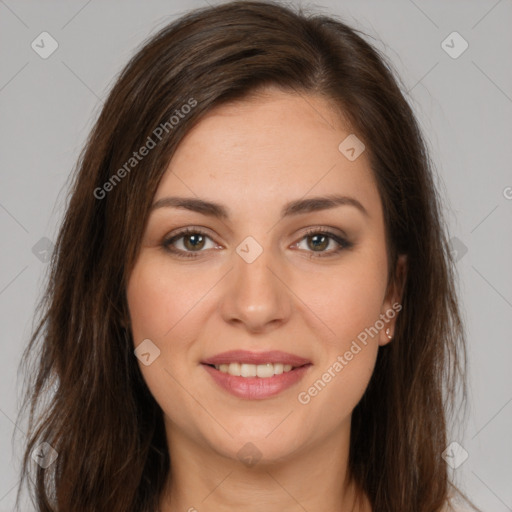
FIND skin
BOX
[126,87,406,512]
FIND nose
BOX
[219,243,292,333]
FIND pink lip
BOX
[201,350,311,367]
[202,363,312,400]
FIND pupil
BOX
[185,234,204,250]
[310,234,327,251]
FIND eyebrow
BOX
[150,194,369,219]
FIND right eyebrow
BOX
[150,197,229,219]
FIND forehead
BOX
[154,89,381,221]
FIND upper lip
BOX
[201,350,311,367]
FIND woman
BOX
[16,1,481,511]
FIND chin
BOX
[204,421,306,465]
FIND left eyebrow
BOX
[150,194,369,219]
[281,194,369,218]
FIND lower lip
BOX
[202,364,312,400]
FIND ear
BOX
[378,254,407,347]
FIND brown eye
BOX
[182,233,206,251]
[162,228,217,258]
[294,228,353,258]
[306,233,330,252]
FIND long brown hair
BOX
[16,1,480,510]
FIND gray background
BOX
[1,0,511,510]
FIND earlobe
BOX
[378,325,394,346]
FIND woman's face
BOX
[127,88,402,465]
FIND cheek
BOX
[299,253,388,345]
[126,254,211,421]
[126,253,208,343]
[292,251,386,411]
[300,347,377,429]
[296,272,383,422]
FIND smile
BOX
[211,362,298,378]
[201,362,312,400]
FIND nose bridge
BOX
[220,233,291,330]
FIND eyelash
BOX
[162,227,353,259]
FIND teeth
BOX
[214,362,296,378]
[241,363,257,377]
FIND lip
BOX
[201,350,311,367]
[202,363,312,400]
[200,350,312,400]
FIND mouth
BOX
[202,361,310,378]
[200,350,312,399]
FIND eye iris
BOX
[184,233,205,251]
[308,234,328,251]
